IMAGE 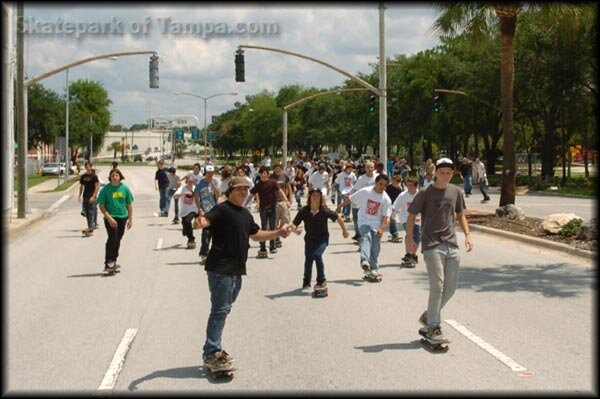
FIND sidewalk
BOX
[5,177,80,237]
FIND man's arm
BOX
[457,212,473,252]
[250,226,290,242]
[376,216,390,239]
[126,204,133,229]
[90,182,100,202]
[405,213,417,253]
[337,215,349,238]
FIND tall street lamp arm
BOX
[434,89,501,113]
[238,45,381,96]
[24,50,157,87]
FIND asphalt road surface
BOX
[7,165,595,394]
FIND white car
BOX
[41,163,66,176]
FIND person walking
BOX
[174,178,199,249]
[458,157,473,197]
[194,176,291,370]
[385,175,403,243]
[78,161,100,236]
[154,160,170,217]
[247,166,289,258]
[473,157,491,203]
[292,166,306,210]
[347,161,378,241]
[271,163,292,249]
[292,188,349,291]
[185,163,204,186]
[337,174,392,280]
[166,166,181,224]
[405,158,473,344]
[335,163,356,222]
[194,165,221,265]
[307,162,330,197]
[97,168,134,272]
[392,176,421,267]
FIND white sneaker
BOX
[360,260,370,271]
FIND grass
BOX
[40,176,80,192]
[14,174,56,189]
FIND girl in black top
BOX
[291,188,349,290]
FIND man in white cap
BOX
[194,176,292,371]
[405,157,473,345]
[194,165,221,265]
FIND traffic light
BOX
[433,95,442,112]
[368,94,377,112]
[235,48,245,82]
[149,54,159,89]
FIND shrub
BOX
[559,218,584,237]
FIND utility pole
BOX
[16,3,26,218]
[379,2,387,170]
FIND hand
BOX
[342,230,349,239]
[88,197,95,204]
[126,218,133,230]
[375,228,383,239]
[108,217,117,228]
[278,225,291,238]
[335,205,342,213]
[465,235,474,252]
[406,236,417,254]
[294,227,303,235]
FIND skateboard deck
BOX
[257,251,268,259]
[362,273,382,282]
[103,265,121,276]
[205,365,235,381]
[402,260,416,268]
[312,287,328,298]
[82,229,93,237]
[418,329,449,352]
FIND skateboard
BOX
[205,365,235,381]
[257,250,268,259]
[389,236,402,243]
[402,259,417,268]
[103,264,121,276]
[275,239,282,248]
[362,272,382,282]
[418,328,449,352]
[82,228,93,237]
[313,286,328,298]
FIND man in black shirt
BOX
[78,161,100,235]
[458,157,473,197]
[194,176,291,370]
[154,160,170,216]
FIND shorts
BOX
[276,201,291,224]
[402,222,421,245]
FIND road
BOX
[7,165,596,394]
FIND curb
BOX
[469,224,596,261]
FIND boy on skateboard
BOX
[194,177,291,371]
[392,177,421,267]
[405,158,473,344]
[291,188,349,293]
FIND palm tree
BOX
[432,3,587,206]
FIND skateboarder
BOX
[78,161,100,236]
[194,176,291,370]
[174,178,200,249]
[97,168,134,273]
[337,174,392,280]
[405,158,473,344]
[194,165,221,265]
[392,177,421,267]
[291,188,349,291]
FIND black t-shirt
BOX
[458,162,472,177]
[385,184,403,203]
[292,206,338,242]
[250,179,279,210]
[155,168,169,188]
[79,172,99,198]
[270,173,290,202]
[205,201,260,275]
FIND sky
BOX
[20,3,441,128]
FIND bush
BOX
[559,218,584,237]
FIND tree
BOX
[26,83,64,148]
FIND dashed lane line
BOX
[97,328,138,391]
[444,319,529,373]
[156,237,163,250]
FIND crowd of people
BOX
[81,153,480,372]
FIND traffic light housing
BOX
[368,94,377,112]
[433,95,442,112]
[149,54,159,89]
[235,48,245,82]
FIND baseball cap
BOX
[205,165,214,172]
[308,187,323,196]
[435,157,454,169]
[318,163,326,169]
[229,176,251,188]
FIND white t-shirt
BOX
[350,186,392,230]
[308,171,330,193]
[175,185,198,218]
[335,171,357,195]
[185,171,203,185]
[422,179,434,189]
[350,172,378,208]
[392,190,421,225]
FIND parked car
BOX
[41,163,66,176]
[134,154,143,162]
[146,155,156,162]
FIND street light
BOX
[173,91,237,158]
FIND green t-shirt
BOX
[97,183,134,219]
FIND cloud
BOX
[21,4,439,127]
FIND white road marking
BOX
[156,238,163,250]
[444,319,528,373]
[47,195,71,212]
[97,328,138,390]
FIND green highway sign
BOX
[191,128,200,140]
[175,129,184,140]
[207,132,219,142]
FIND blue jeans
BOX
[358,225,381,271]
[304,235,329,284]
[82,195,97,229]
[259,207,277,250]
[341,194,351,218]
[294,189,304,208]
[352,207,359,236]
[463,175,473,195]
[203,272,242,358]
[158,186,169,215]
[389,217,398,236]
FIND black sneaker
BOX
[80,210,86,217]
[351,234,361,240]
[270,247,278,254]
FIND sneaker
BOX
[360,260,370,271]
[172,218,180,224]
[93,223,100,230]
[315,280,327,288]
[302,281,311,291]
[418,311,428,326]
[270,247,278,254]
[80,210,86,217]
[199,256,207,265]
[187,241,196,249]
[411,254,419,263]
[425,326,450,343]
[219,350,235,364]
[275,239,282,248]
[203,351,231,370]
[401,253,411,262]
[351,234,361,241]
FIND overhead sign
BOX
[175,129,184,140]
[207,132,219,142]
[191,128,200,140]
